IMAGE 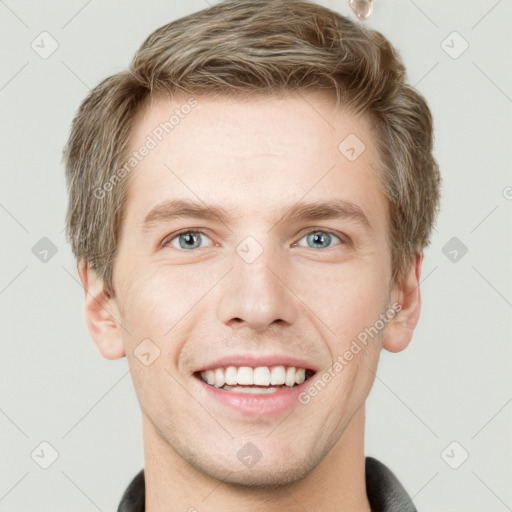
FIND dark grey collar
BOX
[118,457,416,512]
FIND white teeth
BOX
[285,366,296,387]
[223,385,279,394]
[237,366,253,385]
[204,369,215,386]
[225,366,238,386]
[200,365,311,390]
[253,366,270,386]
[270,365,286,385]
[214,368,225,388]
[294,368,306,384]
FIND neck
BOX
[143,407,370,512]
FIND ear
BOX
[77,260,125,360]
[382,252,423,353]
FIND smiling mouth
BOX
[196,365,315,394]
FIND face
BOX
[105,92,402,486]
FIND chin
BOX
[188,446,321,489]
[214,465,312,489]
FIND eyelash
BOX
[161,228,349,250]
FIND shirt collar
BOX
[118,457,417,512]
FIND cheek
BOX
[115,265,173,341]
[116,264,219,355]
[293,257,389,347]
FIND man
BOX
[64,1,441,510]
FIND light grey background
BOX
[1,1,511,511]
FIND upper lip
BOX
[194,354,318,373]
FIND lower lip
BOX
[196,377,311,416]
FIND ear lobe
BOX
[77,260,125,360]
[382,252,423,353]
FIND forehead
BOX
[122,92,387,234]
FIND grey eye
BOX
[297,231,341,249]
[169,231,212,250]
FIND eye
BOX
[295,230,344,249]
[165,230,213,250]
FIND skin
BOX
[78,91,422,512]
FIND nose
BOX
[216,247,298,332]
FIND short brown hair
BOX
[64,0,441,296]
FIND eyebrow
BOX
[140,198,373,235]
[141,200,231,234]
